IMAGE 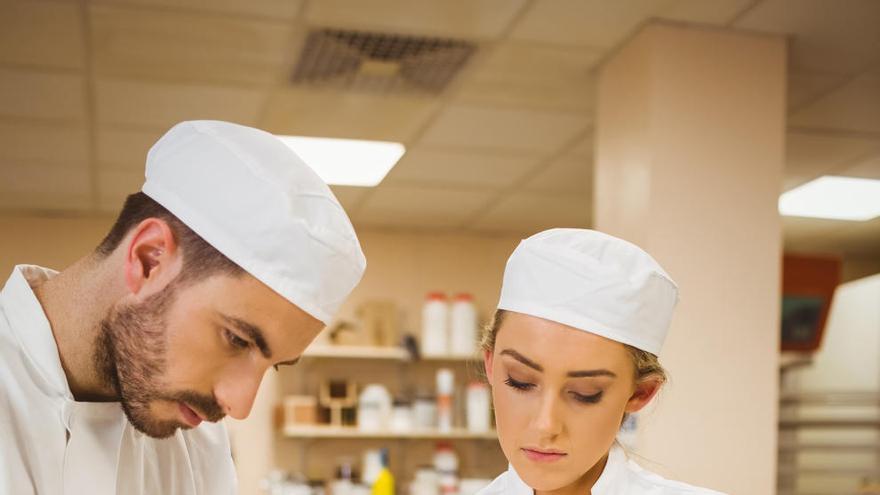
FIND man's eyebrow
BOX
[500,349,616,378]
[220,314,272,359]
[500,349,543,372]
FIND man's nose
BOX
[214,368,263,420]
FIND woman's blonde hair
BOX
[481,309,667,386]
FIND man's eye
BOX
[224,329,250,349]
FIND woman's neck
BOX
[534,453,609,495]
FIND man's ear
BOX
[123,218,181,297]
[624,378,662,414]
[483,349,494,385]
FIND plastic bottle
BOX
[433,443,459,495]
[421,292,449,357]
[371,448,395,495]
[465,382,491,433]
[449,293,477,357]
[358,384,393,432]
[435,368,455,432]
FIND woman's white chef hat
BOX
[498,228,678,355]
[142,120,366,325]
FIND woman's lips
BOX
[522,447,567,463]
[178,402,203,428]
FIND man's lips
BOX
[178,402,203,428]
[522,447,567,462]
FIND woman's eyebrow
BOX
[500,349,543,371]
[500,349,616,378]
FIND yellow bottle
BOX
[371,448,395,495]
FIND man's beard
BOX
[93,282,224,439]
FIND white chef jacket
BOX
[0,265,237,495]
[478,443,725,495]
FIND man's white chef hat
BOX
[498,228,678,355]
[142,120,366,325]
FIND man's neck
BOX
[32,256,122,402]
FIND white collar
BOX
[503,443,629,494]
[1,264,73,399]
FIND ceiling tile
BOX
[383,147,539,188]
[419,105,591,154]
[355,186,492,228]
[0,120,89,166]
[568,136,594,158]
[0,68,86,121]
[840,153,880,180]
[329,185,370,214]
[784,131,880,190]
[305,0,528,39]
[90,4,293,85]
[0,162,92,211]
[469,192,591,233]
[95,0,303,19]
[787,72,848,111]
[261,88,439,142]
[523,154,592,195]
[510,0,670,48]
[789,75,880,134]
[96,127,164,170]
[656,0,754,25]
[97,168,143,212]
[455,42,600,112]
[734,0,880,74]
[0,1,85,70]
[95,79,265,128]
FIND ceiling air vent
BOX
[291,28,477,94]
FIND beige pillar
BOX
[595,22,785,494]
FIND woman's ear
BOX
[624,378,662,414]
[483,349,494,385]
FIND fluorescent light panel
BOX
[277,135,405,187]
[779,175,880,221]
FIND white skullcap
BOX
[142,120,366,324]
[498,228,678,355]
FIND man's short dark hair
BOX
[96,192,243,283]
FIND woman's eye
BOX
[504,375,535,391]
[571,391,603,404]
[224,329,250,350]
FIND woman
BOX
[478,229,724,495]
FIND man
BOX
[0,121,367,494]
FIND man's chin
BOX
[129,418,186,439]
[120,401,185,439]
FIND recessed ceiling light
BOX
[779,176,880,221]
[277,135,405,187]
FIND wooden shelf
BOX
[302,345,479,363]
[281,425,497,440]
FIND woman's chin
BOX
[513,461,577,492]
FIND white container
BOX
[450,294,477,357]
[421,292,449,357]
[413,397,437,429]
[357,384,392,432]
[465,382,491,433]
[389,402,413,432]
[436,369,455,432]
[361,449,383,486]
[433,443,459,495]
[410,467,439,495]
